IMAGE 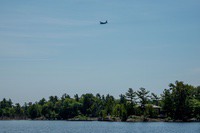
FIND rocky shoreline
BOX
[1,116,199,122]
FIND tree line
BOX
[0,81,199,121]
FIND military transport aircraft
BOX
[100,20,108,24]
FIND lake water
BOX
[0,121,199,133]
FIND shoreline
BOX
[0,117,199,122]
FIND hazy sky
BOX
[1,0,200,104]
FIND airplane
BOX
[100,20,108,24]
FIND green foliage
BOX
[126,88,136,104]
[59,98,81,119]
[28,104,41,119]
[0,81,199,121]
[104,94,115,115]
[136,88,150,117]
[137,88,150,105]
[162,81,199,121]
[189,98,200,120]
[80,93,95,116]
[162,89,174,117]
[151,93,160,106]
[14,103,23,117]
[112,104,127,121]
[125,88,136,116]
[38,98,46,106]
[0,98,12,108]
[100,110,107,119]
[119,94,126,104]
[145,104,158,118]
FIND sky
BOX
[0,0,200,104]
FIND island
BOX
[0,81,199,122]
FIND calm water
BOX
[0,121,199,133]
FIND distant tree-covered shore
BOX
[0,81,199,122]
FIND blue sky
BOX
[0,0,200,104]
